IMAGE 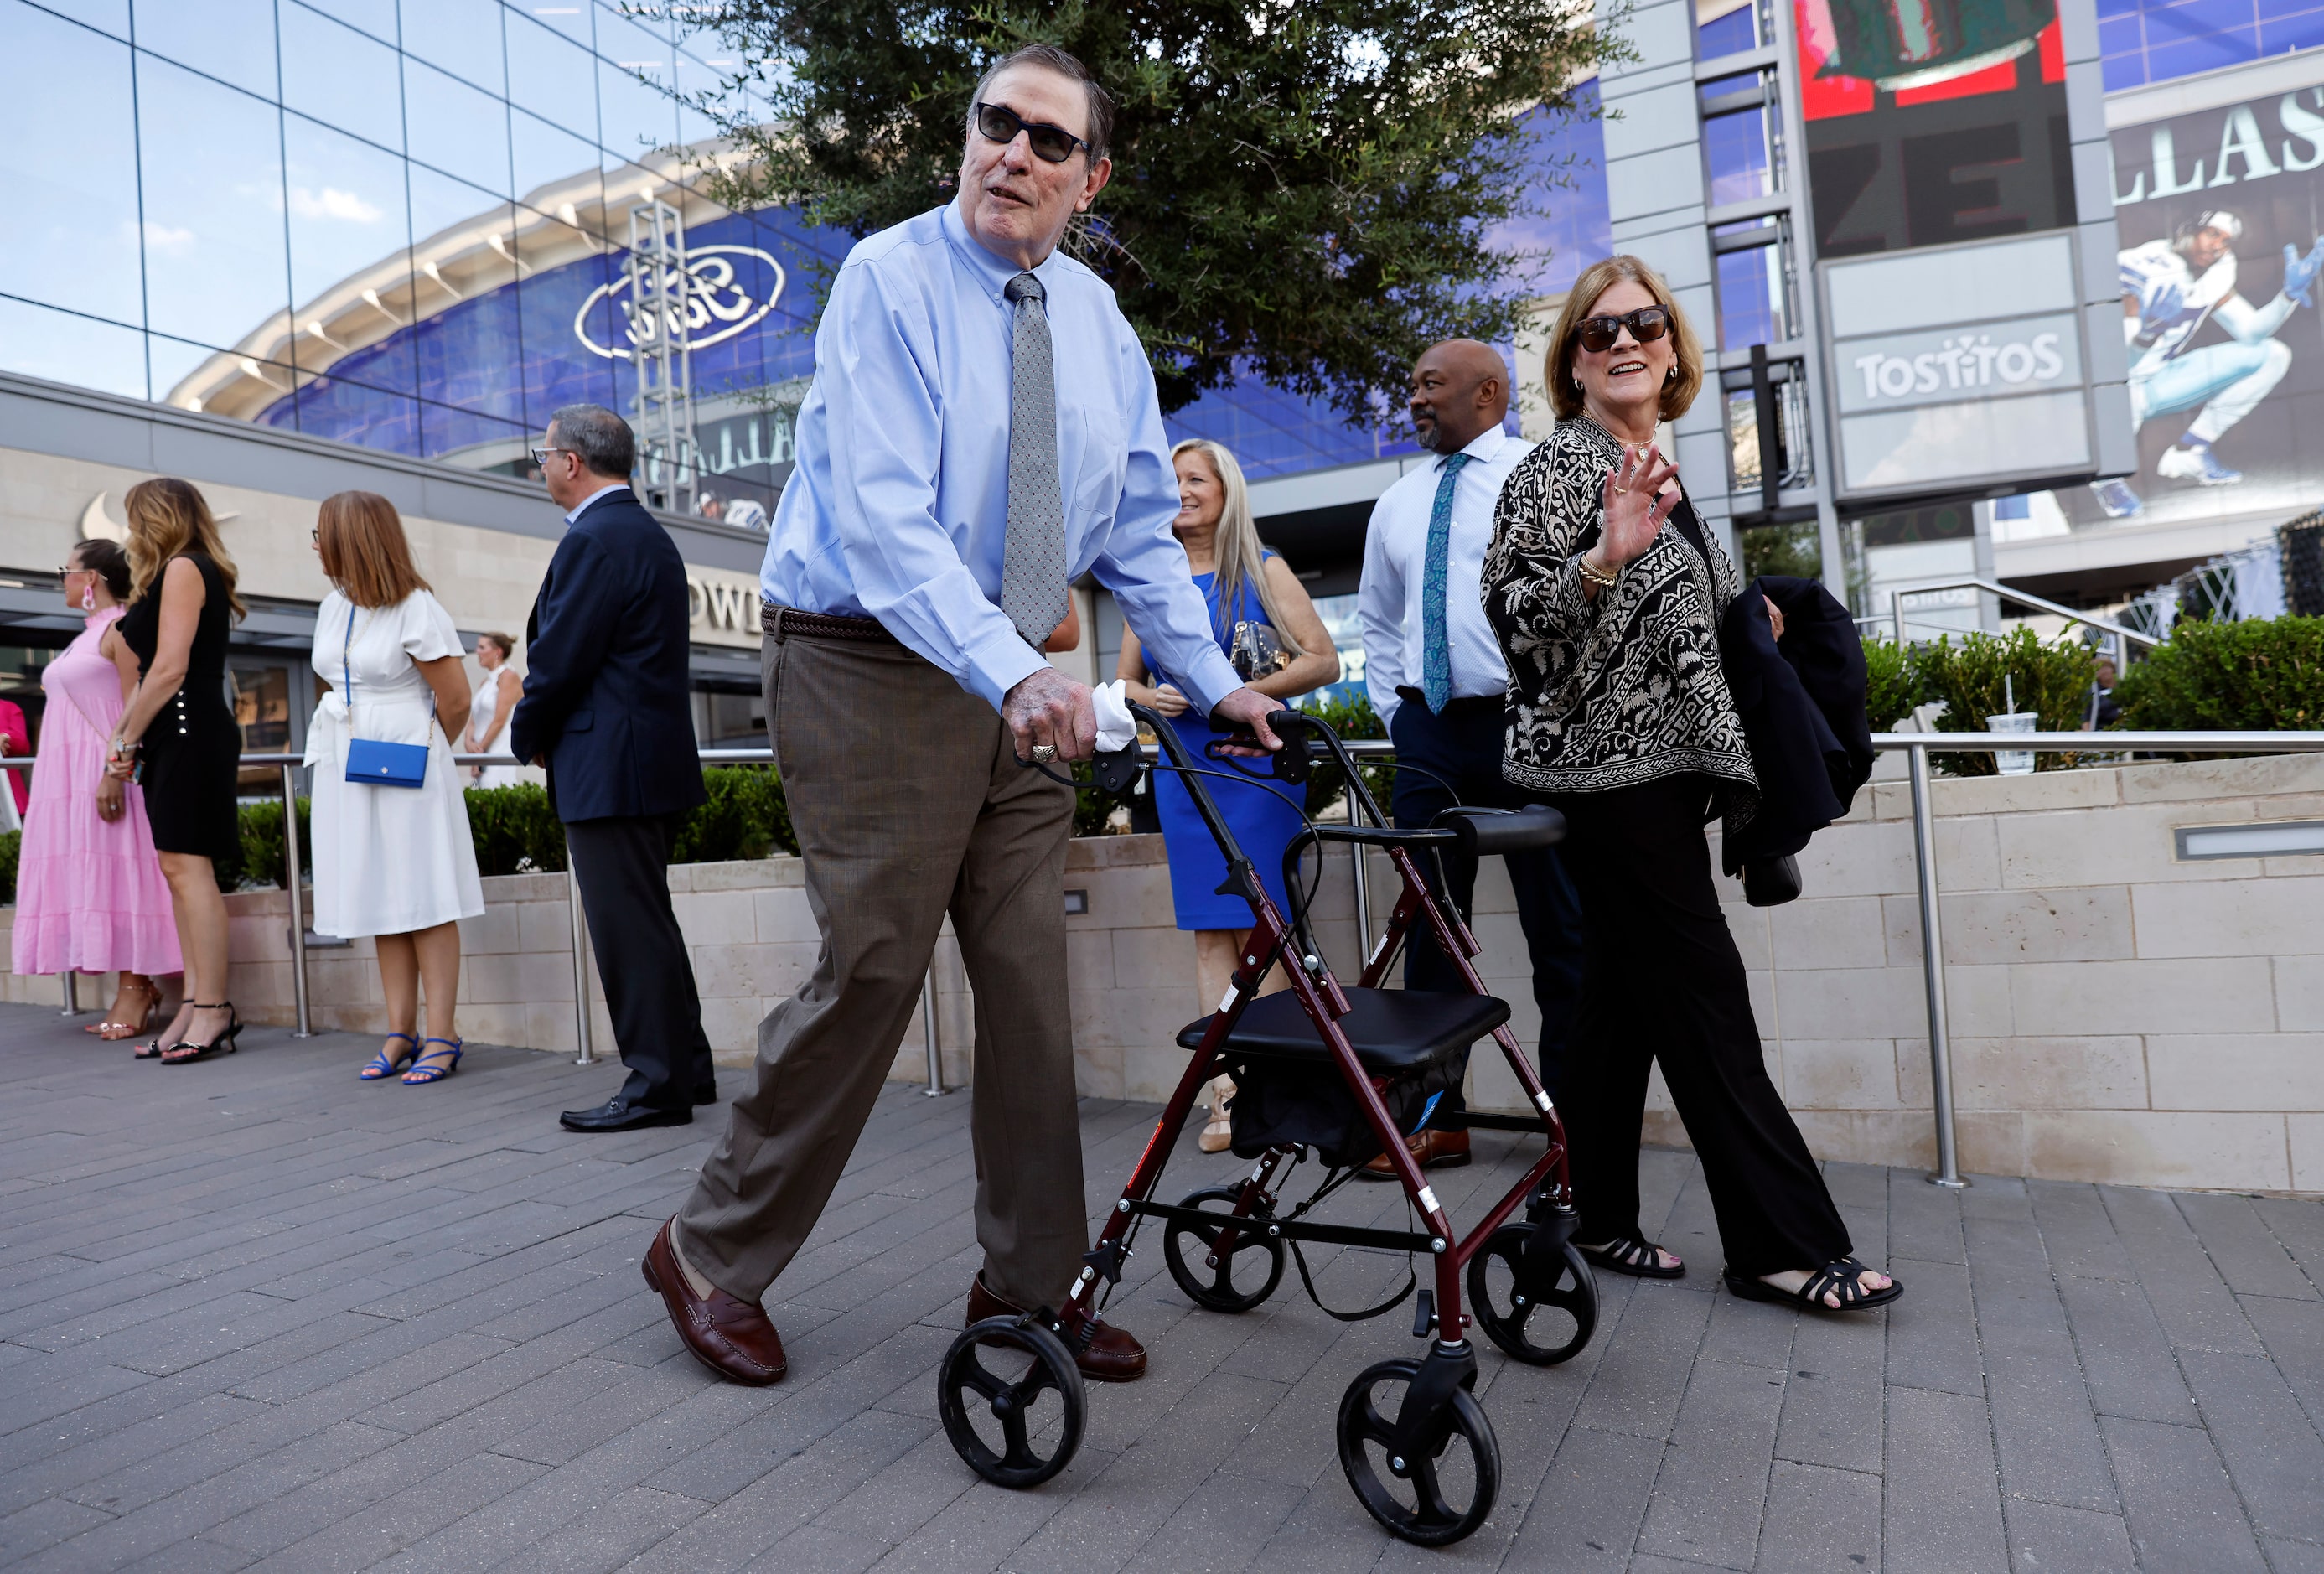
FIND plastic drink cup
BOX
[1986,712,2037,774]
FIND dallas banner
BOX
[2076,65,2324,528]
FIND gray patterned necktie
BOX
[1000,271,1069,649]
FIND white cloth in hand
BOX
[1093,680,1139,753]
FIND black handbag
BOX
[1742,854,1803,907]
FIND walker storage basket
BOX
[1207,988,1498,1168]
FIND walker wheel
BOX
[938,1316,1086,1489]
[1162,1185,1287,1313]
[1466,1224,1597,1366]
[1334,1358,1500,1546]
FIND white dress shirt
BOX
[759,202,1242,714]
[563,481,630,527]
[1359,426,1535,727]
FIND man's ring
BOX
[1031,743,1058,764]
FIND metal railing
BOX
[209,749,952,1087]
[1875,576,2165,655]
[8,727,2320,1178]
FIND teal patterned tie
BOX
[1420,453,1472,713]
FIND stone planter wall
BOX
[3,751,2317,1192]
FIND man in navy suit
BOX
[514,404,717,1132]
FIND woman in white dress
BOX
[465,632,523,786]
[305,491,485,1085]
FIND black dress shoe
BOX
[560,1099,692,1133]
[695,1083,718,1106]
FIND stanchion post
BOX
[567,852,595,1066]
[1346,784,1370,959]
[1907,741,1966,1188]
[279,764,313,1038]
[60,970,78,1017]
[922,962,946,1095]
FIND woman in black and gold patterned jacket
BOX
[1483,256,1899,1315]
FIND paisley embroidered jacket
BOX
[1482,416,1758,816]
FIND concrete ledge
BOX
[2,750,2316,1191]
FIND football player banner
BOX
[2085,77,2324,525]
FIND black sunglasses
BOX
[1576,305,1673,354]
[974,100,1090,164]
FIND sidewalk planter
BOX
[2,752,2316,1193]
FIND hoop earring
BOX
[1664,365,1677,385]
[80,585,95,611]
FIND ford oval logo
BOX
[572,245,785,360]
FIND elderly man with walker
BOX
[640,44,1286,1386]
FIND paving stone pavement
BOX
[3,1002,2321,1573]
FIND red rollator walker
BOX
[935,707,1597,1545]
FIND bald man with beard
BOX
[1354,339,1586,1178]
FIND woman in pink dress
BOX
[12,538,183,1036]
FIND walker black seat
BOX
[1177,987,1510,1077]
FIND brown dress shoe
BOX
[1358,1126,1473,1179]
[965,1272,1146,1383]
[641,1219,786,1385]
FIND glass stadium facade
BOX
[1,0,2316,505]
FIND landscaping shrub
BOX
[669,766,796,862]
[2111,614,2324,733]
[230,796,303,892]
[216,767,798,893]
[1911,629,2094,775]
[1861,637,1918,732]
[463,783,568,875]
[1297,690,1395,818]
[0,829,17,905]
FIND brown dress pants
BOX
[677,625,1087,1310]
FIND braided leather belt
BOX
[762,603,901,645]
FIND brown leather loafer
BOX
[1358,1126,1473,1179]
[642,1218,786,1385]
[965,1271,1146,1383]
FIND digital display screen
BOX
[1794,0,2076,256]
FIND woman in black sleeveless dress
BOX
[104,478,246,1064]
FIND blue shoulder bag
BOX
[340,602,430,789]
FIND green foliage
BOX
[670,767,798,862]
[232,796,308,893]
[1861,638,1918,732]
[691,0,1615,419]
[463,784,569,875]
[1912,629,2094,775]
[0,829,18,906]
[1738,520,1822,582]
[1072,762,1124,838]
[2112,615,2324,732]
[1298,690,1395,819]
[219,769,800,893]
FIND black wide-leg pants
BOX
[1551,773,1851,1276]
[567,813,717,1115]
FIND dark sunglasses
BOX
[1575,305,1673,353]
[974,101,1090,164]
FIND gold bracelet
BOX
[1575,554,1617,589]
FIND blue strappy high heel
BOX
[403,1038,463,1085]
[361,1032,419,1080]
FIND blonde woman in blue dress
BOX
[1118,438,1339,1150]
[306,491,485,1085]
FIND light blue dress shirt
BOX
[1358,427,1535,727]
[760,201,1245,715]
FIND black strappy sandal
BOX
[161,1002,243,1065]
[1580,1235,1686,1279]
[1724,1257,1902,1312]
